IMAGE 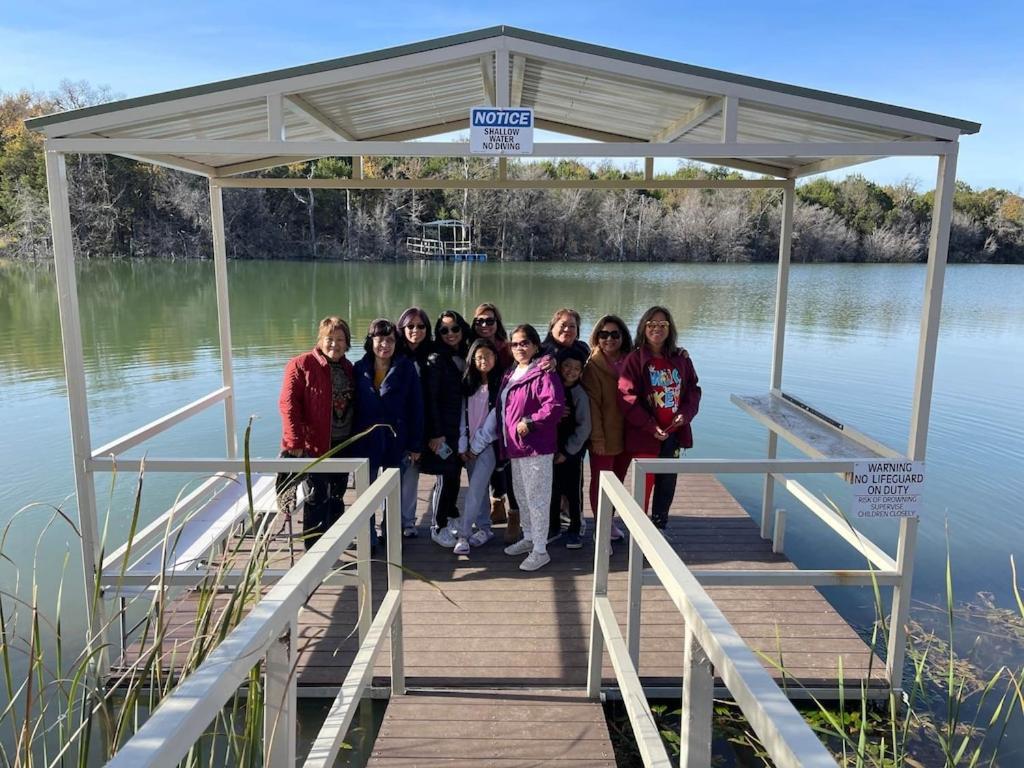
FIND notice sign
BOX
[470,107,534,155]
[851,461,925,518]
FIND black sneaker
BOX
[565,532,583,549]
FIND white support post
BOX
[721,95,739,143]
[353,156,364,181]
[209,181,237,457]
[761,179,794,538]
[886,515,919,690]
[354,462,372,646]
[44,150,108,676]
[909,148,958,460]
[587,473,613,698]
[267,94,285,141]
[679,626,713,768]
[385,470,405,696]
[626,465,645,667]
[495,46,510,108]
[264,619,297,767]
[772,509,787,554]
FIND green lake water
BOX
[1,259,1022,757]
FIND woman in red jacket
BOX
[617,306,701,529]
[279,316,355,549]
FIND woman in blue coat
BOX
[351,318,424,543]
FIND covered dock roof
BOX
[27,25,979,179]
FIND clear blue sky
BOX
[3,0,1020,191]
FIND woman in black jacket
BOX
[420,309,472,548]
[396,306,434,537]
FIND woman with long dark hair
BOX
[581,314,633,541]
[396,307,433,537]
[469,301,520,541]
[618,306,701,529]
[420,309,473,548]
[351,318,424,544]
[457,337,503,552]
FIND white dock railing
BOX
[589,471,839,768]
[628,458,916,692]
[104,467,404,768]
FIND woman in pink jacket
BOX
[473,324,565,571]
[618,306,701,529]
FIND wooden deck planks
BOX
[367,689,616,767]
[115,472,887,694]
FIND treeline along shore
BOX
[3,83,1023,264]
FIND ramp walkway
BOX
[119,472,884,694]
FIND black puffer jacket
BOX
[418,346,465,475]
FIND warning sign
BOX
[470,107,534,155]
[851,460,924,518]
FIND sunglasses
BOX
[473,316,496,327]
[645,320,670,330]
[404,323,427,332]
[596,330,621,340]
[509,340,533,349]
[437,326,462,336]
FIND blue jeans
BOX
[458,445,496,538]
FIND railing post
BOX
[772,508,786,554]
[679,626,713,768]
[886,515,918,691]
[587,472,613,698]
[626,463,645,667]
[385,469,405,696]
[264,618,296,768]
[354,461,372,645]
[760,438,777,540]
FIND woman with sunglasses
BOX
[395,307,434,537]
[618,306,701,529]
[352,318,424,545]
[497,324,565,571]
[420,310,473,549]
[469,302,512,368]
[581,314,633,541]
[469,302,521,542]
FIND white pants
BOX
[459,444,497,538]
[511,454,553,555]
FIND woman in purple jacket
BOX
[474,324,565,571]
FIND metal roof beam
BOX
[114,153,215,177]
[495,47,510,108]
[267,94,285,141]
[652,97,722,143]
[790,155,881,178]
[214,156,319,176]
[47,137,957,159]
[510,55,526,108]
[534,118,645,143]
[700,158,791,178]
[364,119,469,141]
[284,94,356,140]
[479,54,496,106]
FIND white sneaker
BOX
[610,522,625,541]
[504,538,533,556]
[519,551,551,571]
[431,526,457,548]
[469,529,494,547]
[453,536,470,555]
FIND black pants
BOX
[651,433,680,526]
[434,470,462,529]
[549,454,583,536]
[302,463,349,551]
[490,462,520,512]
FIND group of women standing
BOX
[278,303,700,572]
